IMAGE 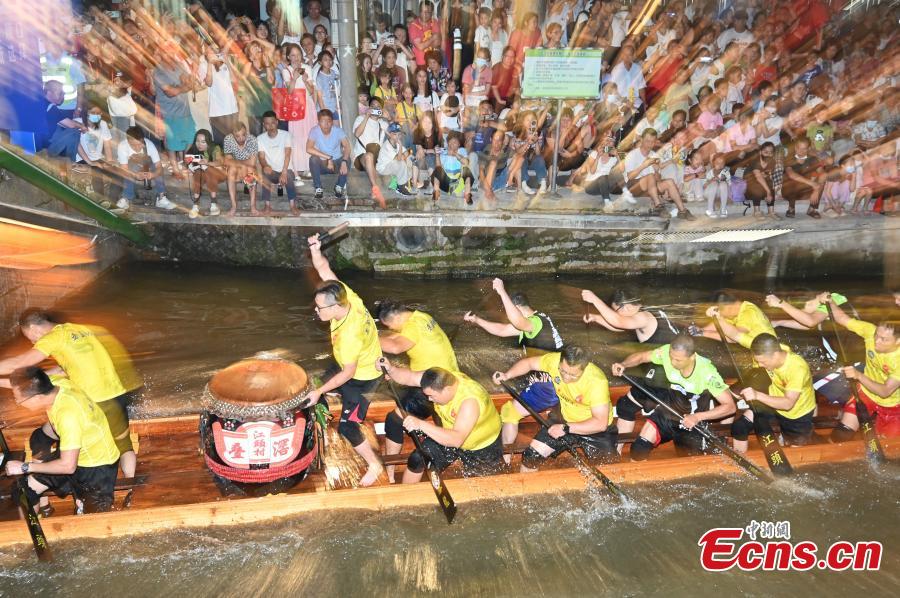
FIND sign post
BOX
[521,48,603,194]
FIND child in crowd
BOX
[439,91,463,136]
[373,67,399,120]
[315,51,341,124]
[703,153,731,217]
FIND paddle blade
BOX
[753,416,794,477]
[856,402,887,465]
[15,479,52,562]
[426,466,457,524]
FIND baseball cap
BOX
[387,122,402,134]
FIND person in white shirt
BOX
[73,104,114,198]
[624,129,694,219]
[376,123,419,197]
[575,142,623,208]
[353,96,390,207]
[609,45,647,110]
[257,111,298,215]
[199,47,239,147]
[303,0,330,37]
[113,126,175,211]
[716,11,755,52]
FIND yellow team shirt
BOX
[847,319,900,407]
[330,282,382,380]
[399,311,458,372]
[433,372,501,451]
[538,352,613,426]
[34,323,126,403]
[763,351,816,419]
[732,301,777,349]
[395,101,421,125]
[48,379,120,468]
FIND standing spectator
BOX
[257,111,298,215]
[376,122,419,197]
[490,47,519,113]
[352,97,390,207]
[184,129,225,218]
[113,126,174,211]
[462,48,493,126]
[485,10,510,66]
[304,0,330,38]
[391,24,416,77]
[806,105,835,161]
[379,47,408,91]
[508,12,541,69]
[106,72,138,144]
[200,47,240,147]
[223,123,260,216]
[241,41,276,136]
[152,46,196,180]
[474,7,493,59]
[609,45,646,113]
[357,53,376,94]
[41,36,86,116]
[282,43,318,183]
[424,51,451,96]
[306,109,352,202]
[624,129,693,219]
[315,51,341,124]
[409,1,442,67]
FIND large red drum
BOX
[200,357,318,496]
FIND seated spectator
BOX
[376,122,419,197]
[722,109,758,165]
[624,128,693,219]
[184,129,225,218]
[222,122,260,216]
[43,81,85,174]
[704,153,732,218]
[572,140,622,209]
[257,111,297,215]
[462,48,493,129]
[806,105,835,161]
[74,103,114,198]
[545,108,589,174]
[424,50,451,95]
[352,96,390,207]
[438,90,463,136]
[113,126,174,212]
[783,138,824,218]
[852,114,888,152]
[431,131,475,205]
[744,142,779,219]
[479,129,514,202]
[396,84,422,148]
[510,110,548,195]
[862,143,898,213]
[373,67,399,120]
[414,112,443,190]
[307,109,352,202]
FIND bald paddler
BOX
[379,358,503,483]
[306,234,384,486]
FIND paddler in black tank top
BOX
[582,289,680,345]
[463,278,564,463]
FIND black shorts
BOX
[616,365,671,421]
[748,403,815,446]
[532,425,619,462]
[31,462,118,512]
[99,395,133,454]
[324,362,383,424]
[412,434,504,476]
[644,410,707,453]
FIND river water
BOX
[0,262,897,596]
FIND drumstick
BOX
[311,222,350,247]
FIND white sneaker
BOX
[538,179,547,194]
[705,210,719,218]
[670,207,679,218]
[603,198,613,209]
[521,181,536,196]
[189,204,200,219]
[294,175,304,187]
[155,194,177,210]
[116,198,130,210]
[720,208,728,217]
[209,202,220,216]
[620,188,637,204]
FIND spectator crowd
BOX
[30,0,900,219]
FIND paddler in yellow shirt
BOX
[306,234,384,486]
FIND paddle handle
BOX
[712,317,746,387]
[499,381,551,429]
[311,222,350,247]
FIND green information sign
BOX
[521,48,604,99]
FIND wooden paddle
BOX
[620,374,772,483]
[824,303,886,464]
[310,222,350,248]
[0,428,52,561]
[712,318,794,476]
[499,381,629,502]
[381,367,457,524]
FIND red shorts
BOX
[845,390,900,437]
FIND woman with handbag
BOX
[279,43,318,185]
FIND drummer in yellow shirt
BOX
[306,234,385,486]
[378,358,503,484]
[732,334,817,453]
[4,367,120,513]
[376,300,459,482]
[493,345,618,472]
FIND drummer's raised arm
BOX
[307,234,338,282]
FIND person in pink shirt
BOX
[409,1,443,67]
[693,96,725,161]
[723,109,758,165]
[508,12,542,69]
